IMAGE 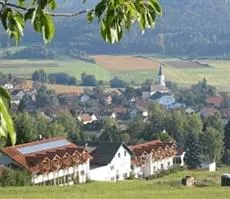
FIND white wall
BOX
[89,145,131,182]
[139,155,174,177]
[32,160,90,185]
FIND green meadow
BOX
[1,57,230,90]
[0,168,230,199]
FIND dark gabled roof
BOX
[150,91,171,100]
[76,141,134,166]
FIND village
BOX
[0,64,229,187]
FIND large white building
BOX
[130,140,177,177]
[77,142,134,182]
[0,137,91,185]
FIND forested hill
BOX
[2,0,230,57]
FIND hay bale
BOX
[181,176,195,187]
[221,174,230,186]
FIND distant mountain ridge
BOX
[2,0,230,57]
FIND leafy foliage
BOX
[184,133,202,169]
[0,0,162,44]
[0,87,16,145]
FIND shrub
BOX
[0,168,31,187]
[145,166,184,180]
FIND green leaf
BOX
[41,13,55,43]
[48,0,57,10]
[1,8,12,30]
[24,9,35,21]
[0,90,16,145]
[87,11,94,23]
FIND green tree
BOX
[14,112,36,144]
[224,121,230,150]
[0,0,162,44]
[200,127,224,163]
[32,69,47,83]
[18,94,33,112]
[99,118,120,141]
[184,133,202,169]
[46,121,66,138]
[56,112,81,140]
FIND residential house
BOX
[11,90,25,105]
[135,99,149,117]
[100,111,117,120]
[3,83,14,90]
[130,140,177,178]
[114,105,128,120]
[206,96,223,108]
[77,142,134,182]
[104,95,113,105]
[200,107,219,118]
[78,113,97,125]
[0,137,91,185]
[80,94,90,103]
[150,92,175,107]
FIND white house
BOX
[0,137,91,185]
[80,94,90,102]
[78,142,134,182]
[3,83,14,90]
[130,140,177,177]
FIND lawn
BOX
[1,168,230,199]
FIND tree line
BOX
[32,69,128,88]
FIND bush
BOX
[127,173,136,180]
[0,168,31,187]
[146,166,184,180]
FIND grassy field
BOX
[1,168,230,199]
[1,56,230,90]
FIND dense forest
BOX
[1,0,230,58]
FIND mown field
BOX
[1,168,230,199]
[1,56,230,91]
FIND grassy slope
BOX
[1,168,230,199]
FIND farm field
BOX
[0,168,230,199]
[1,56,230,90]
[0,59,111,81]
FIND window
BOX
[123,173,128,179]
[81,170,85,176]
[167,162,171,168]
[124,151,127,157]
[118,153,121,158]
[111,177,115,182]
[153,166,156,172]
[110,165,114,170]
[161,164,164,170]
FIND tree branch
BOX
[0,1,94,17]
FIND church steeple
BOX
[157,64,165,87]
[158,64,163,76]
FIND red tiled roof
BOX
[1,137,89,174]
[79,114,92,122]
[200,107,219,117]
[206,96,223,106]
[114,105,127,114]
[130,139,176,165]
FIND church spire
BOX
[158,64,163,76]
[157,64,165,87]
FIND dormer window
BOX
[118,153,120,158]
